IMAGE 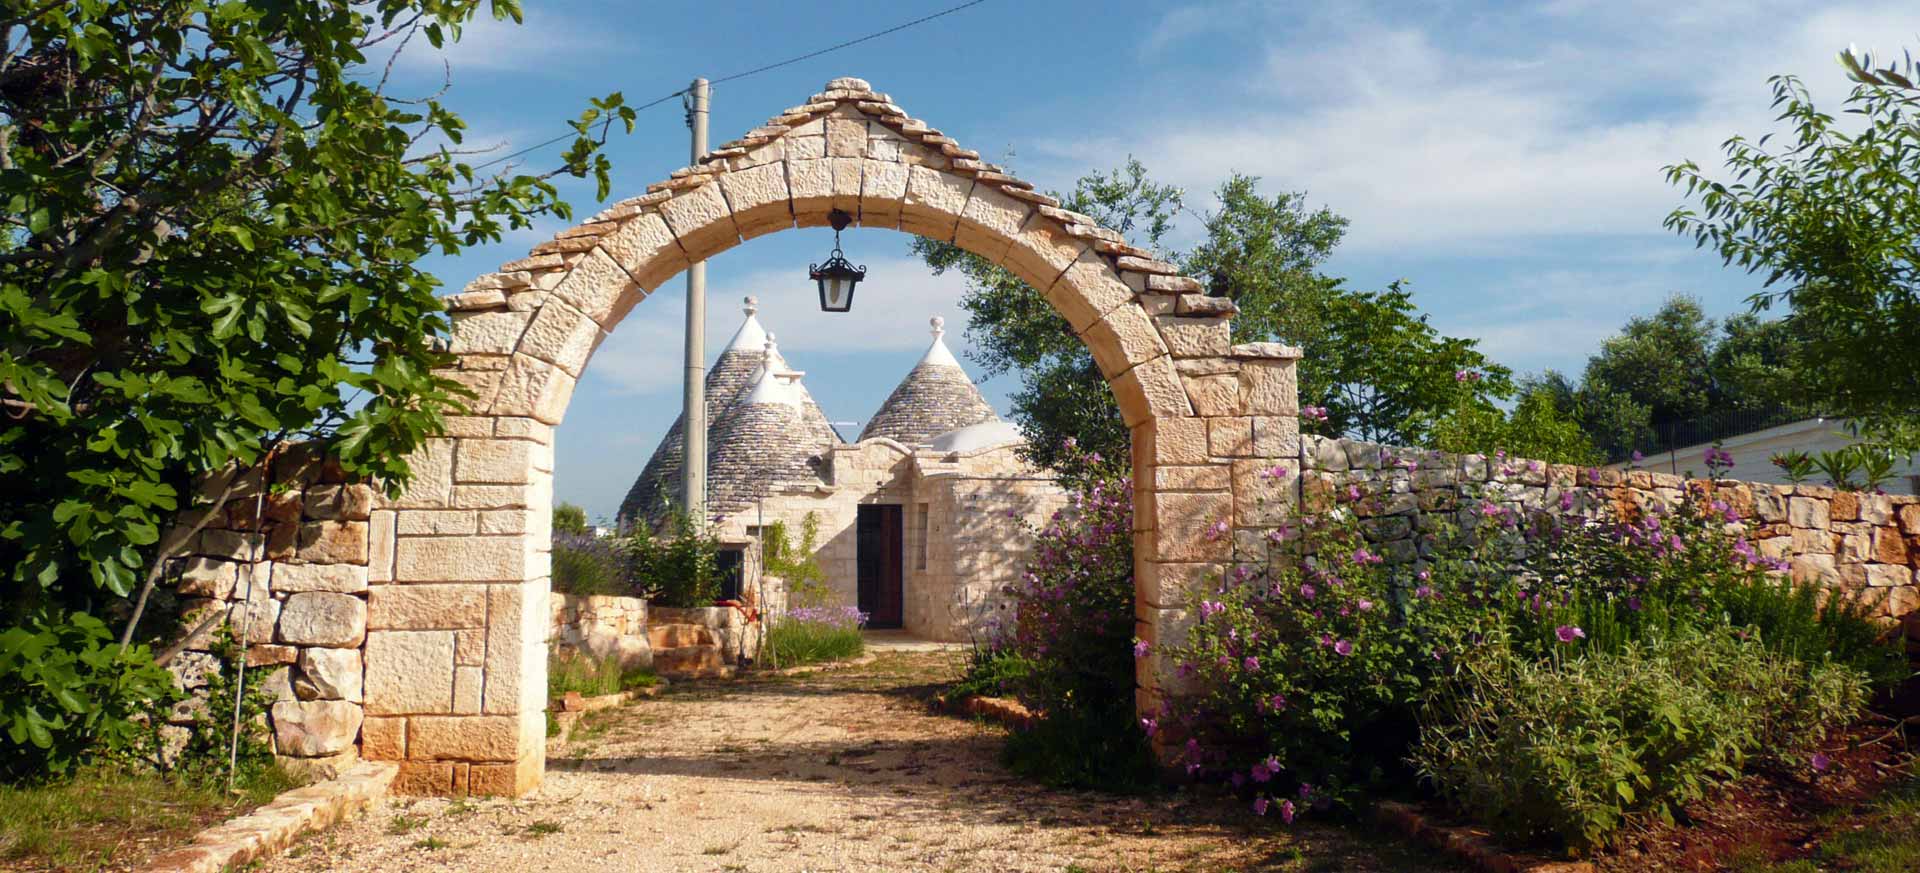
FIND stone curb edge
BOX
[138,760,398,873]
[547,685,665,744]
[761,652,878,676]
[1374,800,1595,873]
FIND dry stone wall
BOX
[549,594,650,668]
[1289,435,1920,645]
[164,445,375,777]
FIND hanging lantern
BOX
[810,209,866,313]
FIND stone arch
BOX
[371,78,1302,796]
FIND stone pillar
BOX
[368,419,553,796]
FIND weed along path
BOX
[263,652,1455,872]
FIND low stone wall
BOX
[1291,435,1920,645]
[165,445,377,776]
[549,594,650,668]
[653,605,761,663]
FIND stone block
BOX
[1047,251,1134,333]
[298,647,363,702]
[385,440,454,510]
[270,699,363,757]
[1866,564,1913,587]
[858,158,910,227]
[898,164,972,240]
[1110,355,1192,428]
[295,521,368,565]
[1155,316,1230,358]
[448,310,531,357]
[364,631,456,716]
[1183,373,1240,417]
[596,213,687,294]
[1789,496,1830,529]
[1151,491,1233,562]
[272,562,369,594]
[1251,416,1299,457]
[716,160,793,238]
[407,715,518,761]
[302,484,376,521]
[1238,360,1298,415]
[454,440,533,486]
[1153,465,1231,492]
[657,182,740,262]
[1079,302,1168,380]
[395,509,479,536]
[467,754,543,797]
[392,761,455,795]
[394,536,526,583]
[1232,459,1295,527]
[1000,222,1087,291]
[278,592,367,648]
[454,666,484,715]
[483,583,547,716]
[360,716,406,760]
[177,557,241,600]
[1136,561,1219,610]
[1207,417,1254,457]
[369,584,489,630]
[517,300,601,377]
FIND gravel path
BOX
[266,651,1454,872]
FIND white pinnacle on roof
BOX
[723,295,769,354]
[740,335,801,407]
[918,316,961,368]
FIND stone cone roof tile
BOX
[859,317,997,447]
[619,300,837,524]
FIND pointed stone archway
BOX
[364,78,1302,796]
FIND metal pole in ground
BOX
[682,78,711,527]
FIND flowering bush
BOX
[1164,483,1514,815]
[1164,451,1894,844]
[551,532,625,596]
[960,440,1154,790]
[765,605,866,667]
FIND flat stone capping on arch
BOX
[370,76,1304,795]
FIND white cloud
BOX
[1054,1,1919,254]
[381,7,616,76]
[579,256,975,396]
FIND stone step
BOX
[648,623,717,649]
[652,643,729,680]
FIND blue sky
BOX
[386,0,1919,521]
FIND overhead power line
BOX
[471,0,990,172]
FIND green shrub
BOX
[1413,627,1866,851]
[1002,704,1158,794]
[949,647,1035,701]
[764,606,864,666]
[550,534,625,597]
[161,627,285,788]
[622,509,721,608]
[763,513,829,606]
[547,650,655,698]
[0,611,177,781]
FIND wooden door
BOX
[856,505,904,629]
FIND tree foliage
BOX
[1665,49,1920,452]
[0,0,631,624]
[913,160,1508,469]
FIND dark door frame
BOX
[856,504,904,629]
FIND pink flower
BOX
[1140,717,1158,737]
[1414,585,1434,599]
[1301,406,1329,423]
[1133,639,1151,659]
[1333,639,1354,657]
[1555,625,1586,643]
[1351,548,1382,565]
[1253,796,1270,816]
[1199,600,1225,619]
[1298,583,1316,600]
[1345,484,1362,502]
[1279,799,1297,823]
[1262,464,1291,480]
[1205,519,1230,542]
[1357,599,1374,612]
[1243,656,1260,672]
[1811,752,1832,772]
[1267,693,1288,712]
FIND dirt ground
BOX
[264,650,1458,873]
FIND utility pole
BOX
[682,78,711,525]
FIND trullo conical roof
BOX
[619,298,838,524]
[858,317,998,447]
